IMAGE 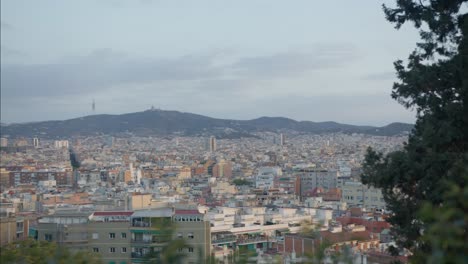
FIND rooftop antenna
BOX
[92,99,96,113]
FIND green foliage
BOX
[0,239,102,264]
[229,247,257,264]
[383,0,467,57]
[362,1,468,263]
[142,218,190,264]
[232,179,251,186]
[417,174,468,264]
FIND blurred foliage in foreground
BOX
[0,239,103,264]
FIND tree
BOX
[0,239,102,264]
[232,179,251,186]
[362,0,468,263]
[143,217,189,264]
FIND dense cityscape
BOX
[1,0,467,263]
[0,130,408,263]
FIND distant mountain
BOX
[0,109,413,138]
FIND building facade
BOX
[341,181,386,210]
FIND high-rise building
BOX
[14,139,28,147]
[54,140,69,149]
[208,136,216,152]
[212,160,232,178]
[280,133,285,146]
[0,138,8,147]
[33,138,39,148]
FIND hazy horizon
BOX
[0,107,413,127]
[1,0,418,125]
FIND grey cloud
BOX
[99,0,155,8]
[364,71,396,81]
[1,50,223,98]
[232,44,360,78]
[1,44,362,100]
[1,21,13,30]
[1,45,26,57]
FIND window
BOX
[92,233,99,239]
[121,247,127,253]
[177,232,183,239]
[188,247,194,253]
[44,234,52,241]
[93,247,99,253]
[177,248,183,253]
[187,233,194,239]
[110,247,116,253]
[109,233,116,239]
[121,232,126,238]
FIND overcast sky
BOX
[1,0,420,126]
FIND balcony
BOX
[131,239,153,244]
[237,236,269,245]
[131,252,146,258]
[131,238,169,245]
[212,236,237,245]
[132,221,151,227]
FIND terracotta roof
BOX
[319,230,374,244]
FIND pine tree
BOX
[362,1,468,263]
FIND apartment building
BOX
[34,208,211,264]
[8,170,73,187]
[173,209,211,264]
[0,214,31,246]
[36,211,90,252]
[295,169,338,200]
[129,207,211,264]
[88,212,133,264]
[341,181,386,210]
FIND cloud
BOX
[1,44,361,99]
[99,0,156,8]
[1,44,380,123]
[1,21,13,30]
[232,44,360,78]
[363,71,396,81]
[1,45,27,57]
[1,49,223,98]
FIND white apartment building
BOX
[54,140,69,149]
[255,167,282,189]
[341,181,386,210]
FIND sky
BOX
[1,0,421,126]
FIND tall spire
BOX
[92,99,96,113]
